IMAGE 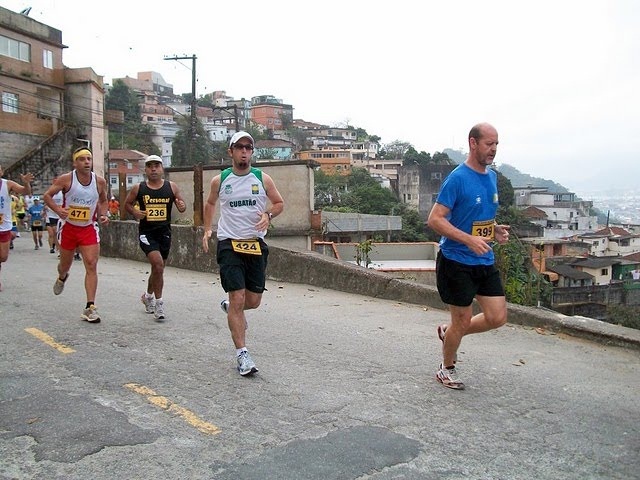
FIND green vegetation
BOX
[105,80,160,154]
[355,239,374,268]
[314,167,429,242]
[606,304,640,330]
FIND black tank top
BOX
[136,180,175,233]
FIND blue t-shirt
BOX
[28,203,45,227]
[435,163,499,266]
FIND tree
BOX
[343,183,398,215]
[171,116,215,166]
[494,239,552,306]
[105,81,159,154]
[396,207,428,241]
[381,140,412,159]
[403,146,432,167]
[105,80,140,122]
[496,169,514,208]
[256,148,278,160]
[314,169,348,208]
[432,152,455,165]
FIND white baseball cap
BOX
[145,155,163,165]
[229,131,254,148]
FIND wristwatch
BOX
[267,212,273,221]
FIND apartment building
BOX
[576,226,640,257]
[0,6,65,144]
[514,186,597,239]
[0,6,106,183]
[396,164,457,221]
[250,94,293,131]
[108,149,146,195]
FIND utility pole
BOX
[164,54,197,164]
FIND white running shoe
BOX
[237,351,258,376]
[436,363,464,390]
[154,300,165,321]
[81,304,101,323]
[141,293,156,314]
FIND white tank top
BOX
[47,191,64,220]
[0,179,12,232]
[63,170,99,226]
[216,168,268,240]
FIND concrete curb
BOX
[266,246,640,352]
[99,222,640,352]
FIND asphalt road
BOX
[1,235,639,480]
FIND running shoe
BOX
[53,274,68,295]
[220,299,229,314]
[39,238,43,247]
[35,245,39,250]
[237,351,258,376]
[141,293,156,314]
[437,324,457,364]
[50,248,55,254]
[81,304,101,323]
[74,253,81,261]
[154,300,165,321]
[436,364,464,390]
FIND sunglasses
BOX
[233,143,254,151]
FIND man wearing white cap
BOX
[125,155,186,321]
[202,131,284,376]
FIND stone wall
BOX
[99,221,640,351]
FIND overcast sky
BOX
[4,0,639,195]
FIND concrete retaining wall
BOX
[99,221,640,351]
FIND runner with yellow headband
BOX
[43,146,110,323]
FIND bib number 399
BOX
[231,239,262,255]
[471,220,495,239]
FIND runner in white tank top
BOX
[0,165,34,291]
[202,132,285,377]
[43,148,110,323]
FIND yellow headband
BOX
[73,148,92,161]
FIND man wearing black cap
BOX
[202,131,285,376]
[125,155,186,321]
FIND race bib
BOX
[33,220,42,227]
[145,205,168,221]
[68,206,91,222]
[471,220,495,239]
[231,239,262,256]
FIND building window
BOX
[2,92,19,113]
[43,49,53,69]
[431,172,442,180]
[127,177,133,184]
[110,177,117,185]
[601,268,608,276]
[0,35,31,62]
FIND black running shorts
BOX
[216,238,269,294]
[436,251,505,307]
[138,228,172,260]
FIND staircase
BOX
[4,127,76,194]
